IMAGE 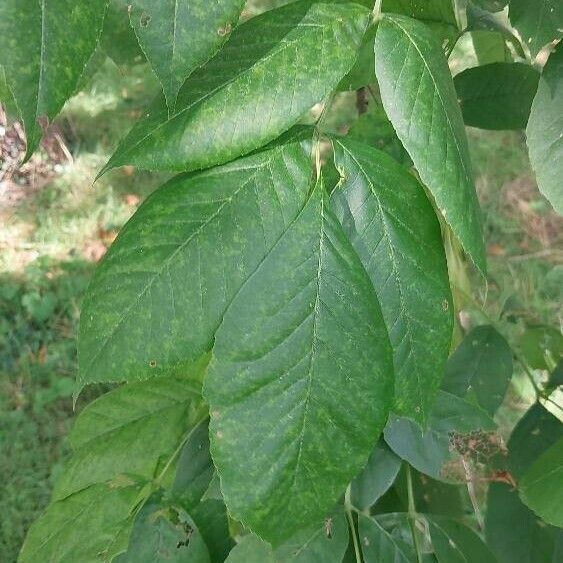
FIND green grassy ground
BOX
[1,58,561,561]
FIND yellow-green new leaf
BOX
[374,15,486,274]
[204,183,394,543]
[100,1,369,175]
[0,0,108,160]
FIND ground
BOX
[1,56,561,562]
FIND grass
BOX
[1,45,562,563]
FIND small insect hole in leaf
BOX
[217,22,232,37]
[140,12,151,27]
[442,299,449,311]
[149,360,157,368]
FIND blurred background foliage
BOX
[0,0,561,560]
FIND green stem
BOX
[372,0,383,21]
[345,485,363,563]
[406,465,423,563]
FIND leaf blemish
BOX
[140,12,151,27]
[149,360,157,367]
[217,22,232,37]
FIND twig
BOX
[345,485,363,563]
[406,465,423,563]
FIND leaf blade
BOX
[204,183,394,542]
[374,14,486,274]
[332,138,453,423]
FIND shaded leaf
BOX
[115,496,211,563]
[351,439,402,511]
[171,419,214,510]
[473,1,508,11]
[101,1,369,174]
[441,325,513,415]
[508,0,562,58]
[428,516,497,563]
[455,63,539,130]
[384,390,496,480]
[101,0,146,66]
[526,46,563,215]
[359,514,415,563]
[0,0,108,159]
[78,136,312,389]
[486,483,559,563]
[225,536,274,563]
[204,182,393,542]
[519,438,563,527]
[19,481,143,563]
[332,138,452,423]
[55,377,205,499]
[374,15,486,274]
[190,500,234,563]
[516,325,563,370]
[129,0,245,110]
[274,512,349,563]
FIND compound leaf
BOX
[526,45,563,215]
[374,15,486,274]
[54,377,205,500]
[128,0,246,111]
[0,0,108,160]
[332,138,452,423]
[441,325,513,415]
[454,62,540,130]
[508,0,562,58]
[101,1,369,174]
[78,137,312,389]
[204,183,393,543]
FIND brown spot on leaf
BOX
[140,12,151,27]
[217,22,232,36]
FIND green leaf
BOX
[78,136,312,389]
[190,500,234,563]
[101,0,145,66]
[225,536,274,563]
[486,483,559,563]
[0,0,108,160]
[171,419,214,510]
[332,138,452,423]
[358,514,415,563]
[454,63,539,130]
[508,0,562,57]
[204,182,393,542]
[382,0,460,49]
[375,16,486,274]
[384,390,496,480]
[337,26,377,91]
[472,1,508,11]
[428,516,497,563]
[517,325,563,370]
[351,439,402,510]
[485,403,563,563]
[374,15,486,274]
[346,103,411,165]
[128,0,245,111]
[441,325,513,415]
[101,1,369,175]
[526,46,563,215]
[507,403,563,479]
[19,481,144,563]
[519,438,563,527]
[115,496,211,563]
[54,377,205,500]
[274,513,349,562]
